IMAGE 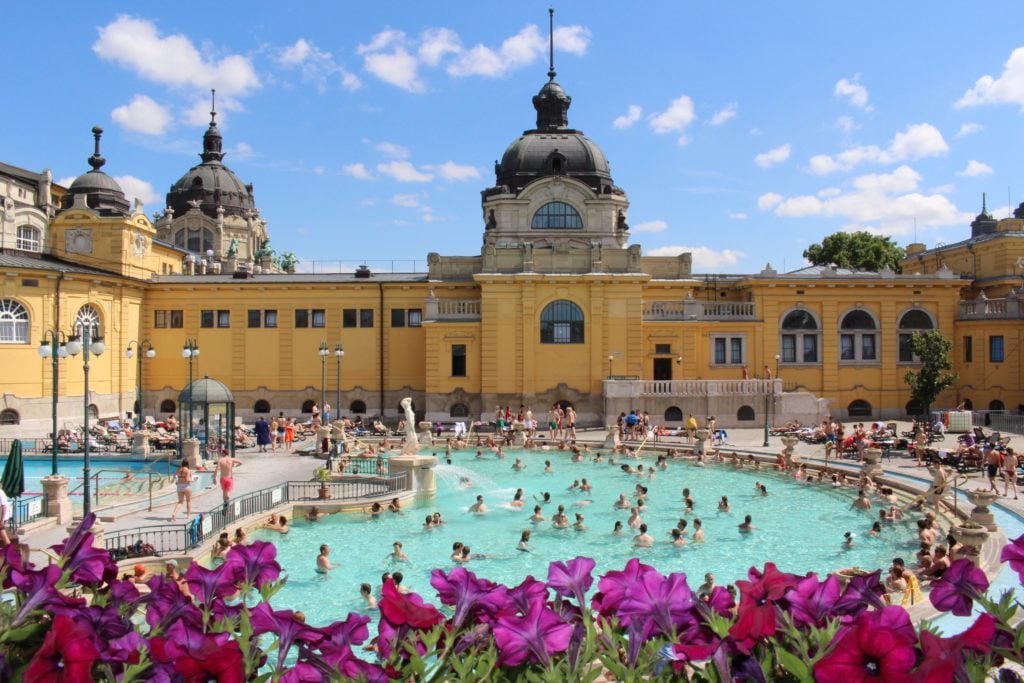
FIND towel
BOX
[901,573,923,607]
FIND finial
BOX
[982,191,987,214]
[210,89,217,125]
[547,8,556,81]
[88,126,106,171]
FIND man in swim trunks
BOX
[316,544,331,573]
[213,452,244,503]
[985,446,1003,494]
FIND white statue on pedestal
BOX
[400,397,418,455]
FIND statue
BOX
[400,397,418,455]
[617,210,629,232]
[486,209,496,231]
[279,251,298,272]
[226,237,239,258]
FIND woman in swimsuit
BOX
[170,464,192,522]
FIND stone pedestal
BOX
[387,454,438,499]
[964,489,1000,531]
[182,438,201,469]
[41,474,72,524]
[862,448,883,479]
[131,432,150,458]
[417,421,434,447]
[602,425,620,451]
[953,524,989,565]
[694,429,711,456]
[780,436,799,469]
[318,426,331,454]
[512,422,525,447]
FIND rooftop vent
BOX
[354,264,372,279]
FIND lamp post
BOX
[335,344,344,420]
[318,341,329,420]
[125,340,156,429]
[66,328,105,517]
[607,355,614,380]
[182,339,199,439]
[37,331,70,475]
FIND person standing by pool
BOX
[170,462,193,522]
[254,416,271,453]
[1003,447,1019,499]
[213,452,243,505]
[284,418,295,452]
[316,544,332,573]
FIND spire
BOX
[532,8,572,130]
[982,191,988,215]
[88,126,106,171]
[547,7,556,81]
[200,89,225,164]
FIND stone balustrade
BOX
[644,300,756,321]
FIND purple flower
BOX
[430,566,512,629]
[49,513,117,587]
[223,540,281,589]
[316,612,371,652]
[250,602,325,669]
[786,573,841,628]
[618,569,697,638]
[183,560,236,610]
[701,585,735,618]
[916,612,995,680]
[142,575,203,634]
[929,558,989,616]
[592,557,650,621]
[834,569,886,616]
[150,623,244,683]
[377,579,445,659]
[1000,533,1024,584]
[729,563,799,653]
[23,614,101,683]
[493,599,573,667]
[508,575,549,615]
[813,606,917,683]
[9,564,84,626]
[547,556,596,609]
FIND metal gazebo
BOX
[178,377,236,457]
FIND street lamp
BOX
[66,328,105,518]
[125,340,156,429]
[38,331,70,475]
[334,343,344,421]
[607,355,614,380]
[181,339,199,439]
[318,341,329,421]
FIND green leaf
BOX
[775,646,812,682]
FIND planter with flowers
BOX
[965,488,1000,531]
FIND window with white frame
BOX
[74,304,102,339]
[779,309,819,363]
[839,309,877,361]
[897,309,934,363]
[16,225,41,252]
[0,299,29,343]
[712,335,745,365]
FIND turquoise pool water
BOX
[0,456,169,495]
[252,449,923,626]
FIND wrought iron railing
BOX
[5,493,46,530]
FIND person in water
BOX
[316,544,332,573]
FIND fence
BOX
[0,438,48,456]
[5,494,46,531]
[332,455,388,476]
[970,411,1024,436]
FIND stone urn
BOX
[602,425,620,451]
[952,522,989,565]
[512,421,525,447]
[694,428,711,456]
[41,474,72,524]
[964,489,1000,531]
[780,435,799,469]
[830,567,874,589]
[417,420,434,447]
[861,448,883,478]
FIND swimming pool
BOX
[0,456,171,496]
[252,449,922,626]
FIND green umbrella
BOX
[1,440,25,530]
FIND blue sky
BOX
[9,2,1024,273]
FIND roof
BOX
[906,230,1024,259]
[0,161,46,186]
[179,377,234,404]
[151,271,430,285]
[0,252,125,278]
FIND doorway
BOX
[653,358,674,381]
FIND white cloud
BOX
[956,122,983,137]
[956,46,1024,109]
[114,175,159,207]
[957,160,994,177]
[421,208,443,223]
[181,98,231,127]
[930,183,956,195]
[231,142,254,160]
[418,28,461,66]
[447,23,590,78]
[363,47,423,93]
[755,143,791,168]
[710,104,737,126]
[356,29,407,55]
[376,141,410,159]
[434,161,480,182]
[613,105,643,129]
[647,245,744,269]
[276,38,362,93]
[648,95,695,145]
[279,38,313,65]
[834,76,870,109]
[376,160,433,182]
[836,115,858,134]
[633,220,668,233]
[93,16,259,97]
[759,165,973,236]
[111,94,172,135]
[727,211,748,220]
[391,192,423,207]
[808,123,949,175]
[342,163,374,180]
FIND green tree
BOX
[903,330,958,417]
[803,231,905,272]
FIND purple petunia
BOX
[547,556,596,610]
[493,598,573,667]
[617,569,697,638]
[929,558,989,616]
[814,606,917,683]
[1000,533,1024,585]
[222,540,281,589]
[430,566,512,629]
[785,573,842,628]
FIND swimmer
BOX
[511,488,524,508]
[738,514,755,533]
[512,457,525,471]
[580,478,592,493]
[367,502,383,518]
[852,490,872,511]
[692,518,705,543]
[868,521,882,537]
[388,497,402,513]
[843,531,856,548]
[627,507,643,529]
[758,484,768,497]
[573,513,586,531]
[529,505,545,523]
[552,505,570,529]
[475,449,485,460]
[718,496,730,513]
[386,541,409,562]
[670,528,687,547]
[423,515,434,530]
[535,491,552,504]
[633,523,654,548]
[544,460,553,474]
[316,544,331,573]
[697,573,715,598]
[360,582,378,610]
[517,530,532,552]
[305,506,323,522]
[468,495,488,514]
[613,493,631,509]
[450,542,464,562]
[568,479,580,491]
[432,511,444,526]
[612,520,624,535]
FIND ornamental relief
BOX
[65,228,93,254]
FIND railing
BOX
[6,494,45,530]
[958,297,1023,320]
[605,378,781,399]
[969,411,1024,435]
[644,300,757,321]
[289,472,408,501]
[426,298,482,321]
[0,438,48,456]
[332,455,389,476]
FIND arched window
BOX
[254,400,271,414]
[905,400,924,416]
[839,309,878,362]
[664,406,683,422]
[173,228,216,253]
[350,400,367,414]
[16,225,41,252]
[531,202,583,230]
[0,409,20,425]
[450,403,470,418]
[737,405,756,421]
[75,305,102,339]
[848,399,873,417]
[88,404,99,419]
[160,399,177,414]
[540,300,584,344]
[780,309,819,364]
[897,309,935,363]
[301,400,316,414]
[0,299,29,344]
[989,399,1005,412]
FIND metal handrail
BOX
[65,468,172,512]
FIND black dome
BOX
[61,127,130,216]
[166,113,255,220]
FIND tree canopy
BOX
[903,330,958,417]
[802,231,905,273]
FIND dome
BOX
[61,127,130,216]
[971,193,997,238]
[178,377,234,404]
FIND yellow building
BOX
[0,72,1019,441]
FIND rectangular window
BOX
[407,308,422,327]
[295,310,309,328]
[712,336,744,365]
[990,335,1005,362]
[730,338,743,364]
[964,335,973,363]
[248,310,262,328]
[343,309,357,328]
[360,309,374,328]
[861,334,876,360]
[16,226,40,252]
[391,309,406,328]
[714,338,726,364]
[155,310,183,329]
[898,333,914,363]
[840,334,855,360]
[451,344,467,377]
[803,335,818,363]
[216,310,230,328]
[781,335,797,363]
[655,343,672,355]
[264,310,278,328]
[311,309,326,328]
[201,310,214,328]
